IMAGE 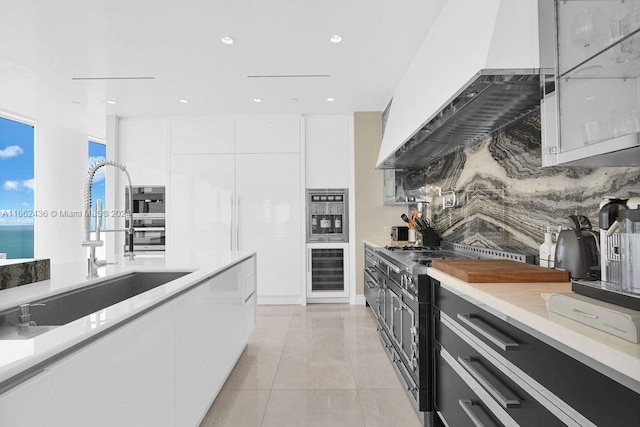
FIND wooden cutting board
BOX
[431,259,569,283]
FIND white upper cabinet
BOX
[305,115,351,188]
[119,118,170,185]
[235,115,301,153]
[170,116,235,154]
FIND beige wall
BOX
[354,112,407,296]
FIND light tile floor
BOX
[200,304,423,427]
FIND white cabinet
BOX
[0,303,176,427]
[235,115,300,153]
[119,118,170,185]
[168,154,234,263]
[243,256,257,339]
[175,264,245,426]
[168,115,303,303]
[170,116,235,154]
[305,115,351,188]
[0,256,256,427]
[236,153,302,299]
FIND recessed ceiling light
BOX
[326,97,336,102]
[179,99,189,104]
[221,36,234,45]
[106,100,117,105]
[253,98,263,103]
[330,35,343,44]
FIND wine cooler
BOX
[307,243,349,300]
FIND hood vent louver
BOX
[378,69,541,169]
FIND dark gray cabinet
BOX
[432,281,640,427]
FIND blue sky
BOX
[0,117,34,225]
[0,117,106,227]
[89,141,106,228]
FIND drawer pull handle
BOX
[458,357,521,409]
[573,309,598,319]
[458,399,501,427]
[457,314,519,351]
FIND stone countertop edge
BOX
[0,250,256,390]
[363,239,413,248]
[427,267,640,393]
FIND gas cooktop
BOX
[380,245,472,270]
[379,243,533,271]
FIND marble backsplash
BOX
[0,258,51,290]
[411,112,640,256]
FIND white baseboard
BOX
[306,297,350,304]
[257,295,303,305]
[351,295,366,306]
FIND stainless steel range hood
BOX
[377,69,541,169]
[376,0,542,170]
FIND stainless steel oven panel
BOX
[132,245,166,251]
[401,301,419,372]
[132,213,165,220]
[392,293,403,347]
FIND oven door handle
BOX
[133,227,165,232]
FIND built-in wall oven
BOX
[125,186,165,252]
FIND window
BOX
[88,141,107,229]
[0,116,34,259]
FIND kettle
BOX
[554,215,601,280]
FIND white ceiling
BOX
[0,0,445,121]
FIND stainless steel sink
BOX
[0,272,190,334]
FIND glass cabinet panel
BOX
[556,0,640,156]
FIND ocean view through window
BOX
[0,116,34,259]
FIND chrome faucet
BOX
[82,160,135,279]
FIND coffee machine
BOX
[599,197,628,285]
[573,197,640,310]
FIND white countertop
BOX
[0,250,255,390]
[428,268,640,392]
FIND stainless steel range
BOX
[363,243,532,427]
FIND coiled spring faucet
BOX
[82,160,135,279]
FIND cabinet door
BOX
[0,303,176,427]
[170,116,235,154]
[235,153,302,299]
[235,115,301,153]
[168,154,235,263]
[305,115,351,188]
[175,264,245,426]
[119,118,170,185]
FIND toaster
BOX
[391,226,409,241]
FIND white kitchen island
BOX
[0,250,256,427]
